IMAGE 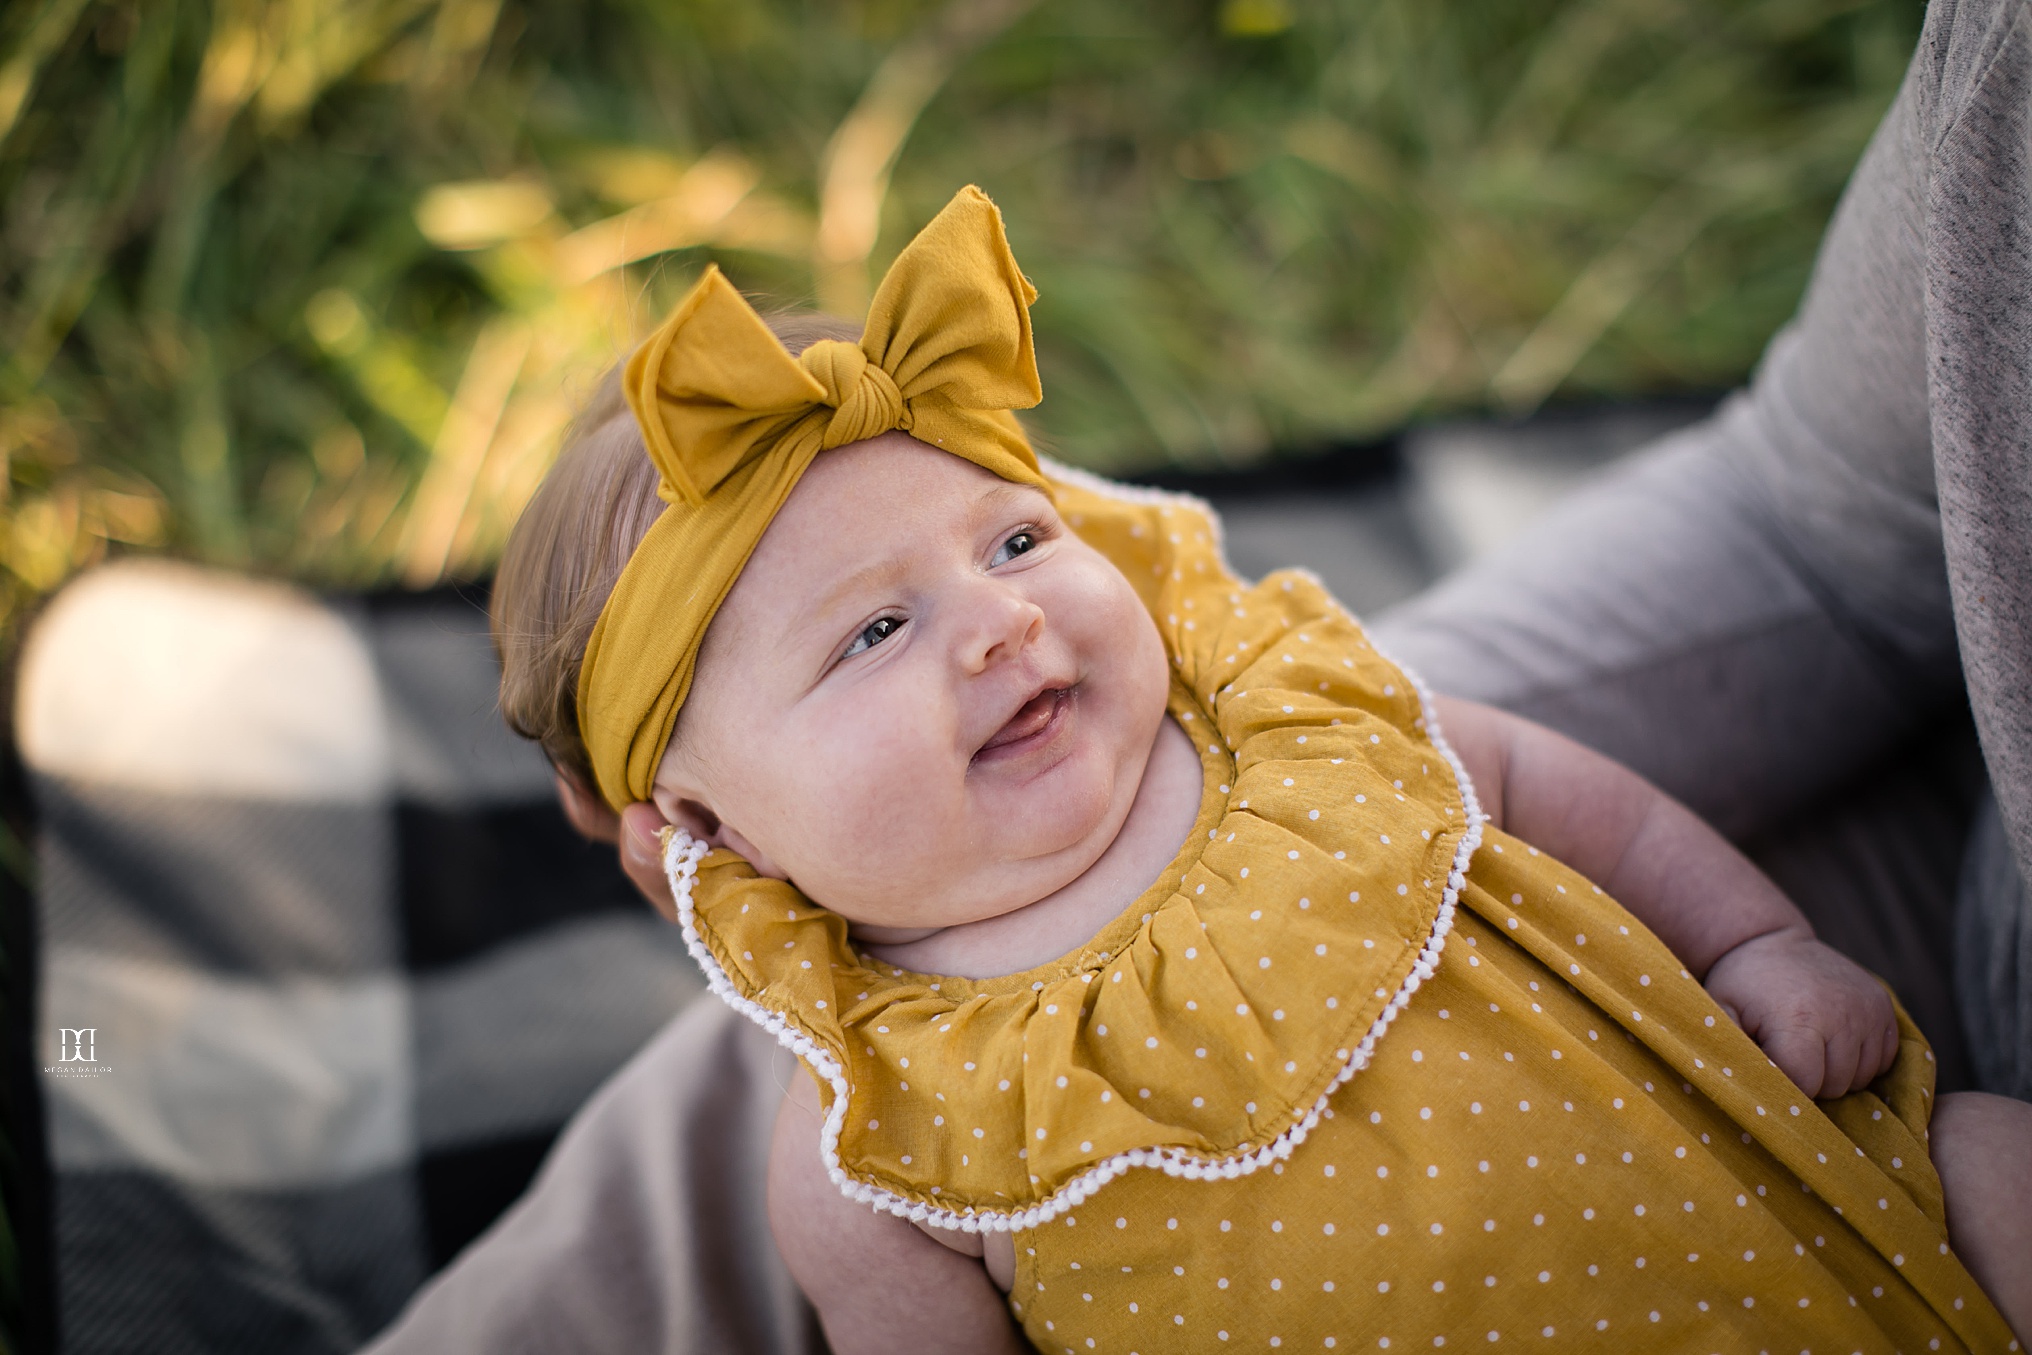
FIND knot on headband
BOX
[577,185,1049,811]
[800,341,909,449]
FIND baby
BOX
[495,187,2030,1353]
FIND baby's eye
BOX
[990,531,1037,567]
[841,615,902,659]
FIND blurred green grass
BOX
[0,0,1919,627]
[0,0,1924,1335]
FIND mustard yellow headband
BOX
[578,185,1049,811]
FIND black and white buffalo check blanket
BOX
[17,559,702,1352]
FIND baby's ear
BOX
[651,787,723,844]
[651,775,791,881]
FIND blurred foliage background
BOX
[0,0,1923,644]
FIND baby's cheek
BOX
[792,792,972,925]
[1098,603,1171,740]
[805,733,958,859]
[1058,559,1165,686]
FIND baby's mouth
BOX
[977,686,1072,760]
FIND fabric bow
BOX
[624,184,1045,507]
[578,186,1049,811]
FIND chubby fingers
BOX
[1819,1024,1862,1100]
[1866,1007,1902,1082]
[1830,982,1894,1097]
[1762,987,1901,1101]
[1824,991,1902,1098]
[1752,1015,1830,1100]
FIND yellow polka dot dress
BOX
[662,468,2017,1353]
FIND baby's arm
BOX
[1432,695,1899,1098]
[768,1073,1029,1355]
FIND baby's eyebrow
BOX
[795,556,908,631]
[975,481,1050,519]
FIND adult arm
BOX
[1372,32,1961,841]
[360,997,821,1355]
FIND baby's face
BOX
[654,433,1170,932]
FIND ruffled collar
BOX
[661,477,1482,1232]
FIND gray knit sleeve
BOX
[1371,46,1961,841]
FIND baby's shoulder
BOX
[1044,464,1390,717]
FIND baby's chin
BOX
[826,867,1082,934]
[844,918,946,946]
[976,757,1127,850]
[814,834,1110,934]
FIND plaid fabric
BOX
[11,415,1986,1352]
[20,561,701,1354]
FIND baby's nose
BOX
[960,586,1045,672]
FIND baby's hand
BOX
[1702,929,1899,1099]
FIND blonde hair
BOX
[492,309,862,792]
